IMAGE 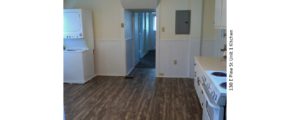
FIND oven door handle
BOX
[200,85,220,109]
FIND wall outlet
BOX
[174,60,177,65]
[159,73,164,76]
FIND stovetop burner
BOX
[211,72,226,77]
[206,70,226,94]
[220,82,226,89]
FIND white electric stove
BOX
[205,70,227,105]
[200,70,227,120]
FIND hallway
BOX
[127,50,156,79]
[135,50,155,69]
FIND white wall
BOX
[149,12,156,50]
[201,0,216,56]
[95,40,126,76]
[135,12,151,59]
[159,40,190,77]
[156,0,203,78]
[189,0,203,78]
[139,13,146,58]
[64,0,207,78]
[124,10,135,75]
[144,13,150,53]
[201,0,226,57]
[133,12,140,64]
[158,0,191,41]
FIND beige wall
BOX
[156,0,203,77]
[124,10,133,40]
[64,0,127,76]
[158,0,207,41]
[201,0,226,57]
[64,0,124,41]
[124,10,134,74]
[202,0,216,41]
[63,0,207,77]
[158,0,192,41]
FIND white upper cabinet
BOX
[214,0,226,29]
[64,9,84,39]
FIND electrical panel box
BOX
[175,10,191,34]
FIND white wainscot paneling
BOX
[95,40,126,76]
[159,40,190,78]
[189,38,201,78]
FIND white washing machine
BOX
[64,49,95,84]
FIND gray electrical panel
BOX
[175,10,191,34]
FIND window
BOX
[153,15,156,31]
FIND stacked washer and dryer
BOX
[63,9,96,84]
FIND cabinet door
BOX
[194,64,206,108]
[64,10,83,39]
[215,0,226,29]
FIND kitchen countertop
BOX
[195,56,227,96]
[194,56,226,71]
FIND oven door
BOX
[200,84,224,120]
[204,99,224,120]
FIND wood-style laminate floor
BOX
[64,68,202,120]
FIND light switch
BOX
[121,23,124,28]
[162,27,165,32]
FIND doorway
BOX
[125,10,156,78]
